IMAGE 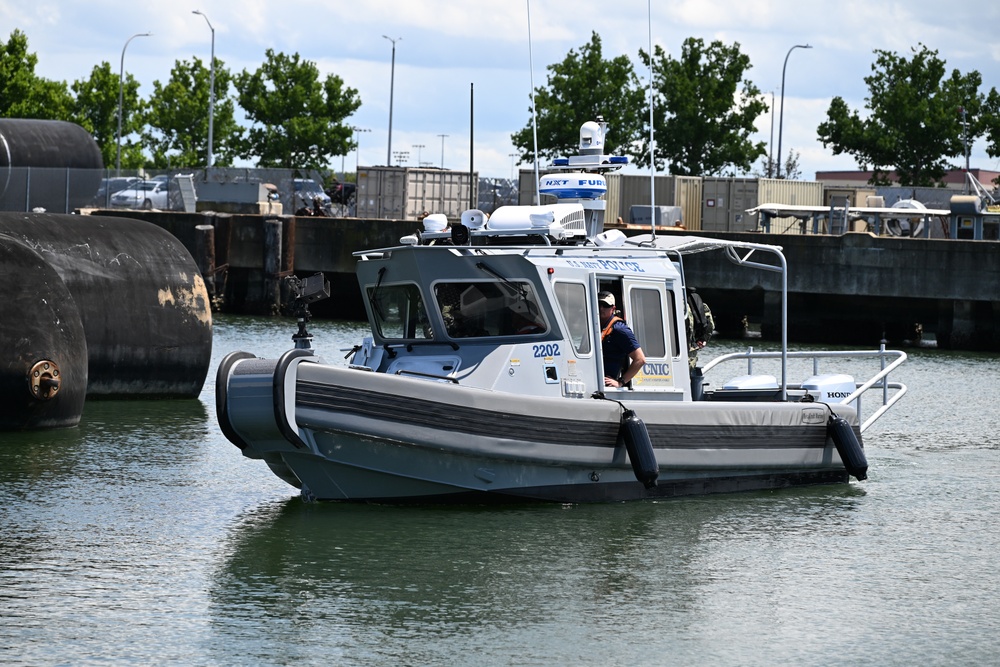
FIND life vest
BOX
[601,315,624,341]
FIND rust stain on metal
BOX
[157,273,212,327]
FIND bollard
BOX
[263,217,283,314]
[194,224,216,301]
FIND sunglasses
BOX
[599,303,615,308]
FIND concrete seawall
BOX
[681,230,1000,350]
[97,210,1000,351]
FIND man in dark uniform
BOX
[598,291,645,388]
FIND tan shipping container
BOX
[753,178,824,234]
[356,167,477,221]
[824,186,877,207]
[823,186,878,233]
[515,169,703,230]
[605,173,703,229]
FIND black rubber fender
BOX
[620,409,659,489]
[0,234,88,429]
[829,414,868,481]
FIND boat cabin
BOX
[349,207,694,401]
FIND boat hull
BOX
[218,351,858,503]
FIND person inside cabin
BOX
[509,300,544,335]
[686,287,715,369]
[598,291,645,389]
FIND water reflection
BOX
[209,485,865,663]
[0,398,209,571]
[3,398,208,485]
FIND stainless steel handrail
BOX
[701,345,907,433]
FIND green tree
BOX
[978,89,1000,186]
[752,149,802,180]
[71,60,148,170]
[817,44,994,187]
[143,56,241,168]
[510,32,645,164]
[636,38,767,176]
[114,71,148,171]
[71,62,124,167]
[0,29,73,119]
[234,49,361,169]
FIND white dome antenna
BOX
[578,119,606,154]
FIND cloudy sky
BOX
[4,0,999,179]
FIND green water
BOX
[2,316,999,666]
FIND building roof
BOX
[816,168,1000,189]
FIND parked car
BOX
[110,180,170,210]
[292,178,332,215]
[93,177,141,207]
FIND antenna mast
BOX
[647,0,656,239]
[527,0,541,204]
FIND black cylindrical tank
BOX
[0,213,212,399]
[0,119,103,212]
[0,234,88,429]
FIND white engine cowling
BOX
[801,374,856,403]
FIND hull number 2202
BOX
[533,344,560,358]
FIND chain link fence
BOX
[1,166,521,218]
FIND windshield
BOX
[434,280,546,338]
[367,283,435,340]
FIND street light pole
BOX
[192,10,215,167]
[352,126,370,175]
[116,32,151,176]
[437,134,448,169]
[776,43,811,179]
[382,35,401,165]
[768,91,775,178]
[413,144,425,167]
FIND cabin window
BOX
[434,281,546,338]
[553,281,591,355]
[366,283,435,340]
[628,287,667,358]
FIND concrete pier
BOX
[682,230,1000,349]
[96,210,1000,351]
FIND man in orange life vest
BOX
[598,291,646,388]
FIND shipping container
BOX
[754,178,824,234]
[516,169,703,230]
[356,167,477,221]
[674,176,703,230]
[605,173,703,229]
[822,186,878,233]
[701,178,760,232]
[823,186,877,208]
